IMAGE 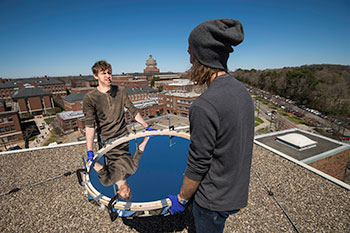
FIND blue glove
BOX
[87,150,94,162]
[146,126,157,131]
[167,194,186,215]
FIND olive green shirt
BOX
[83,85,138,141]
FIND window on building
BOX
[5,126,10,131]
[65,122,71,130]
[8,116,13,122]
[13,135,18,140]
[0,118,2,123]
[11,125,15,131]
[0,127,4,133]
[72,120,77,127]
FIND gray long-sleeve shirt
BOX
[184,74,254,211]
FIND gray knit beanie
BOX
[188,19,244,71]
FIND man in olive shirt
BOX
[83,60,151,200]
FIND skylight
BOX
[276,133,317,151]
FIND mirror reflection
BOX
[90,135,190,202]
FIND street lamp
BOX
[270,111,277,130]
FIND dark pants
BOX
[192,201,239,233]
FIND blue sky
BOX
[0,0,349,78]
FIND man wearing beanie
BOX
[168,19,254,233]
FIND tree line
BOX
[232,64,350,120]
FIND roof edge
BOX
[254,139,350,190]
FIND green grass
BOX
[43,131,60,146]
[254,117,264,127]
[267,103,278,109]
[254,96,270,105]
[44,117,55,125]
[287,115,311,126]
[255,117,264,124]
[257,127,272,134]
[277,110,289,116]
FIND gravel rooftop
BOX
[1,141,349,232]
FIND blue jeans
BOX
[192,201,239,233]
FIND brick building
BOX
[69,75,98,89]
[112,75,149,88]
[125,99,163,122]
[126,86,157,102]
[56,110,84,132]
[155,79,195,92]
[12,86,54,115]
[308,149,350,181]
[0,99,24,150]
[0,82,17,103]
[63,92,86,111]
[35,78,66,97]
[158,91,200,117]
[0,78,66,100]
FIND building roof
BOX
[168,79,193,86]
[162,91,200,98]
[57,110,84,120]
[0,81,18,89]
[255,128,349,161]
[36,79,64,86]
[71,75,96,81]
[12,87,52,99]
[132,99,158,109]
[64,92,86,103]
[0,78,64,89]
[0,134,349,232]
[125,86,157,95]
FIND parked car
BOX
[326,129,335,134]
[7,145,22,151]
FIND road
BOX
[29,116,51,148]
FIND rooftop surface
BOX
[255,128,346,161]
[126,87,157,95]
[12,87,52,99]
[1,137,349,232]
[57,110,84,121]
[64,92,86,103]
[163,92,200,98]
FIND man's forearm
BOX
[179,175,200,201]
[85,126,95,151]
[134,112,148,128]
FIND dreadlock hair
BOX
[187,54,223,87]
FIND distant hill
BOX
[231,64,350,119]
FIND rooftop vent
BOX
[276,133,317,151]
